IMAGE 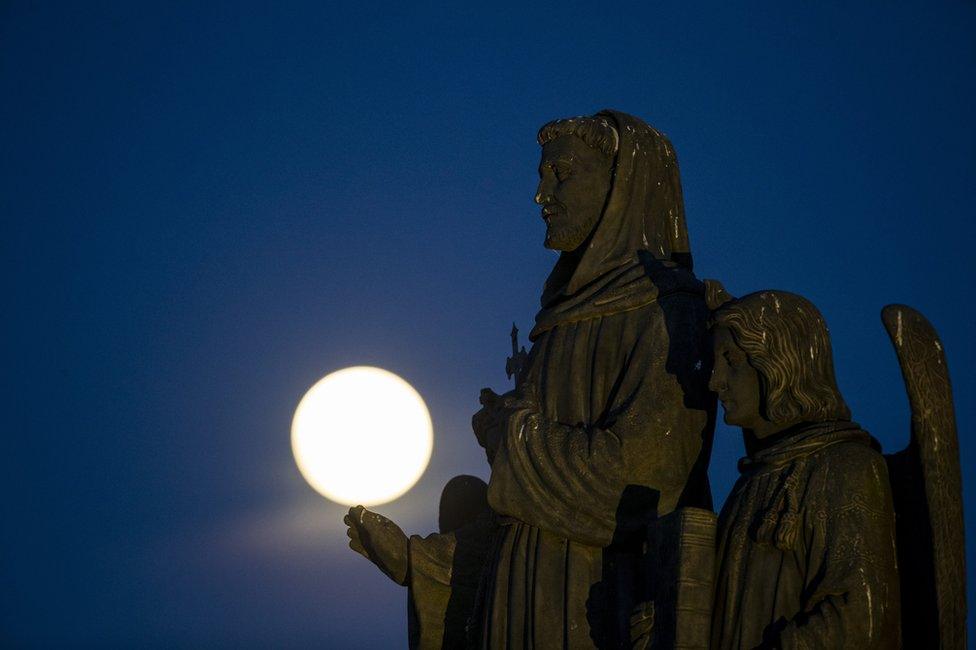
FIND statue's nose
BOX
[535,182,552,206]
[708,370,725,393]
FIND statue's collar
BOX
[739,420,874,473]
[530,257,702,340]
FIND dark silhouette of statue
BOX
[341,111,966,648]
[345,111,716,648]
[345,475,494,649]
[706,288,966,649]
[345,111,966,650]
[707,289,901,648]
[469,111,716,648]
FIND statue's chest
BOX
[525,314,641,425]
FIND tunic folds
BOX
[711,421,901,649]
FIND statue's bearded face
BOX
[709,326,767,433]
[535,135,614,251]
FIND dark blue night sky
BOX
[4,2,975,646]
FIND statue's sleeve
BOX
[487,300,710,548]
[776,447,900,649]
[408,531,456,588]
[487,410,627,546]
[405,513,497,649]
[404,531,455,648]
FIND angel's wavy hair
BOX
[710,291,851,425]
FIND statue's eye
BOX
[555,165,572,181]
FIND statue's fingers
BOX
[348,537,366,556]
[346,513,364,537]
[347,527,366,553]
[359,508,384,529]
[345,506,368,530]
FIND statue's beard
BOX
[545,213,599,252]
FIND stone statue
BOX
[341,110,967,648]
[704,289,966,649]
[345,110,716,647]
[345,475,495,648]
[706,286,970,649]
[469,111,715,647]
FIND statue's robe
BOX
[711,421,901,649]
[472,110,715,648]
[405,510,496,649]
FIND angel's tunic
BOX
[711,421,901,649]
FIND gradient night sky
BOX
[4,2,975,646]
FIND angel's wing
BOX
[882,304,965,649]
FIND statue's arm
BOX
[487,304,709,547]
[486,409,627,546]
[344,507,474,588]
[775,448,900,649]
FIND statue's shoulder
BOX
[809,438,891,498]
[639,252,706,298]
[816,436,882,461]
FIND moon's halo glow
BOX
[291,366,433,506]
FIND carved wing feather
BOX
[881,304,966,649]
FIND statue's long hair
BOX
[710,291,851,424]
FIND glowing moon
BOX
[291,366,433,506]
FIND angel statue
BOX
[704,285,965,649]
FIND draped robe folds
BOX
[711,421,901,649]
[472,110,715,648]
[405,510,497,649]
[406,531,457,648]
[478,275,714,648]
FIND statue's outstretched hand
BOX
[343,505,409,585]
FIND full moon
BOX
[291,366,433,506]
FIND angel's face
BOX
[709,326,766,434]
